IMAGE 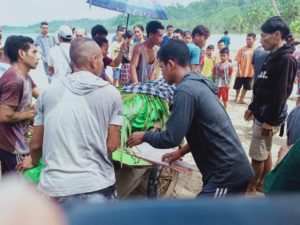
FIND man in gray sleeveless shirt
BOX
[130,21,164,84]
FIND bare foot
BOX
[238,100,248,105]
[256,183,264,193]
[234,98,238,103]
[246,187,256,195]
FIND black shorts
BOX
[197,181,249,198]
[0,148,25,175]
[233,77,253,90]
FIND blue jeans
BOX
[53,184,117,204]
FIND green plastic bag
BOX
[23,159,44,184]
[264,139,300,194]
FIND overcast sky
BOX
[1,0,196,26]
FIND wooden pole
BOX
[271,0,281,16]
[125,14,130,33]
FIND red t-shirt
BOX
[0,67,36,154]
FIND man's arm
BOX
[30,125,44,165]
[107,90,123,151]
[47,50,54,74]
[129,44,142,84]
[0,105,35,123]
[161,144,191,163]
[109,42,126,68]
[16,125,44,172]
[32,87,41,99]
[127,90,195,148]
[107,125,121,152]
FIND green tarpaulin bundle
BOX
[113,93,170,166]
[23,159,44,184]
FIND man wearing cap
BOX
[47,25,73,81]
[35,22,56,81]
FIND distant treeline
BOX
[3,0,300,35]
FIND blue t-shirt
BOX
[221,36,230,49]
[187,43,200,65]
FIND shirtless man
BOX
[130,21,164,84]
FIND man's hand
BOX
[28,105,36,122]
[244,109,253,121]
[16,156,35,172]
[276,144,290,165]
[162,150,183,164]
[126,132,145,148]
[262,123,274,136]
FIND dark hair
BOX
[183,31,192,37]
[117,24,125,32]
[146,21,164,37]
[4,35,34,63]
[91,25,108,39]
[157,39,190,67]
[93,37,108,47]
[224,31,229,35]
[133,24,144,32]
[218,39,226,44]
[166,25,173,30]
[192,25,210,38]
[40,21,48,27]
[207,45,214,50]
[220,47,229,55]
[123,30,134,39]
[261,16,290,40]
[247,33,256,39]
[173,29,184,36]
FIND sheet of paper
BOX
[131,143,199,175]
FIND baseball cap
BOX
[58,25,73,40]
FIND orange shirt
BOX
[235,46,254,78]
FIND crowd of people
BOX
[0,15,300,205]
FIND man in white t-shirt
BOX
[17,37,123,202]
[48,25,72,81]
